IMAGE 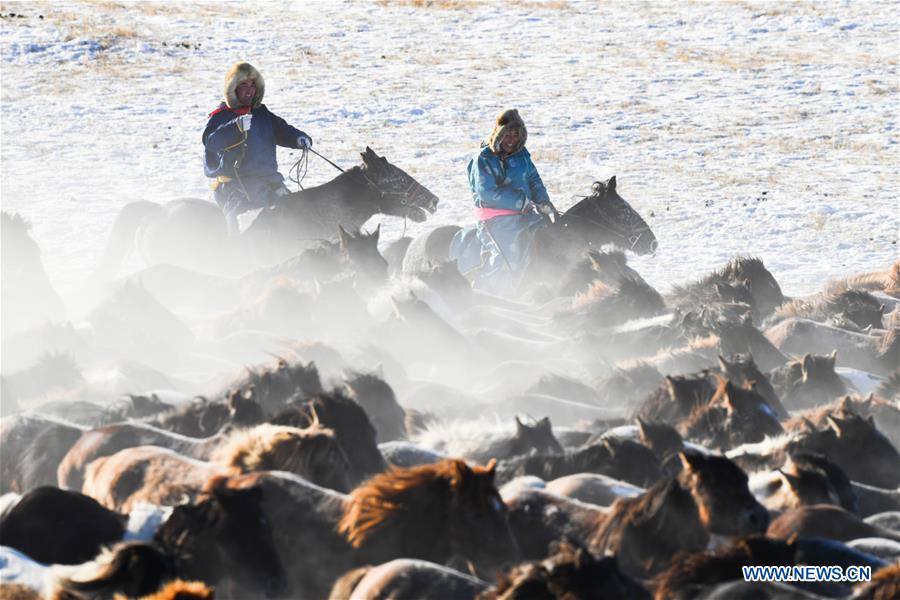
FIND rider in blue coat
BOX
[202,62,313,228]
[461,108,556,295]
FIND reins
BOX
[289,148,416,237]
[564,190,651,251]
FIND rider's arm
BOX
[269,111,309,149]
[469,154,527,210]
[202,113,246,178]
[525,151,551,206]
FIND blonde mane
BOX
[211,422,337,475]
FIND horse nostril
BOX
[649,239,658,254]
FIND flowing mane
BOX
[338,458,496,548]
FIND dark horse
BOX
[401,176,657,291]
[96,147,439,278]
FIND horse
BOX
[587,451,768,578]
[552,275,668,332]
[80,423,349,511]
[677,379,784,451]
[0,413,86,494]
[667,256,785,321]
[0,482,287,597]
[654,535,797,600]
[748,452,858,515]
[222,459,518,598]
[58,392,265,491]
[768,505,900,544]
[477,542,650,600]
[0,212,66,337]
[764,317,896,376]
[402,177,657,292]
[343,370,407,443]
[768,288,886,332]
[96,147,438,279]
[727,409,900,489]
[269,391,388,486]
[328,559,489,600]
[768,351,848,410]
[495,437,662,488]
[413,416,565,465]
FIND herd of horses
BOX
[1,148,899,599]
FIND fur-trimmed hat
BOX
[488,108,527,155]
[224,62,265,109]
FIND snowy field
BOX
[1,0,897,304]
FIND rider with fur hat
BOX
[203,62,313,225]
[465,108,557,294]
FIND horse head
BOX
[156,480,287,598]
[561,177,657,256]
[360,147,439,222]
[513,416,565,457]
[677,451,769,537]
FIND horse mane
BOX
[211,422,336,474]
[338,458,493,548]
[654,535,796,600]
[591,477,694,553]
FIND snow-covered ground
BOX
[1,0,897,305]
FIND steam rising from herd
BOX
[1,163,898,599]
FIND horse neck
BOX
[351,483,453,564]
[295,167,381,228]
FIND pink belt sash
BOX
[475,207,520,221]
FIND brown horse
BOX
[1,413,86,494]
[668,256,785,321]
[224,459,518,599]
[728,408,900,489]
[677,379,784,451]
[81,423,349,511]
[769,351,848,410]
[654,534,797,600]
[477,543,650,600]
[767,504,900,543]
[589,451,768,579]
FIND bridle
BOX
[562,190,652,251]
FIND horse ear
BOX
[538,416,551,430]
[839,395,853,412]
[826,414,847,437]
[665,375,678,401]
[606,175,617,193]
[800,353,813,381]
[777,468,801,491]
[338,225,351,248]
[717,354,730,371]
[372,223,381,244]
[515,416,525,432]
[828,350,837,367]
[866,414,876,428]
[678,450,705,473]
[485,458,497,477]
[636,417,649,438]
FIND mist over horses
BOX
[1,2,898,599]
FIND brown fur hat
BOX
[488,108,527,155]
[223,62,265,109]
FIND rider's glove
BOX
[297,134,313,150]
[536,202,556,216]
[236,114,252,132]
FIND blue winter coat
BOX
[467,145,550,212]
[202,103,308,214]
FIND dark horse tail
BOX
[95,201,163,281]
[52,541,175,599]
